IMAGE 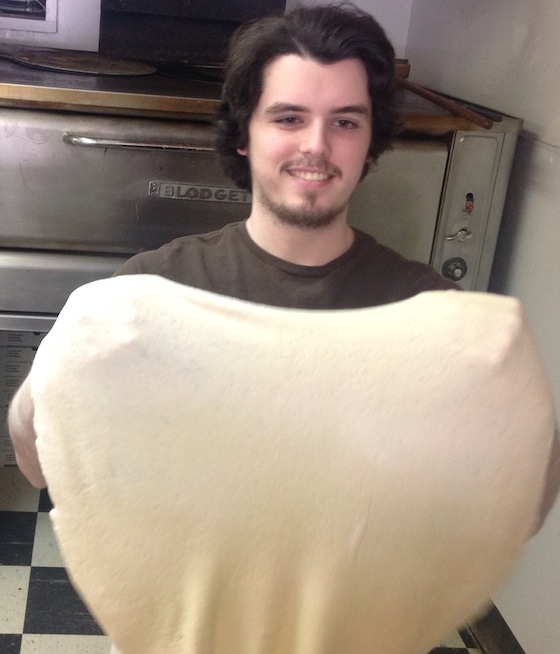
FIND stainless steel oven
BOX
[0,59,522,464]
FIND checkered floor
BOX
[1,466,481,654]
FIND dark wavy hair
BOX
[215,2,398,191]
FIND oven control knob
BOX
[442,257,468,281]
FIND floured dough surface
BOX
[31,276,555,654]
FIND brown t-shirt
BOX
[114,221,457,309]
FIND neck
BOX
[245,212,355,266]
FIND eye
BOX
[334,118,359,129]
[274,115,303,126]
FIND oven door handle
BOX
[62,132,215,153]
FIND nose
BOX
[299,120,331,157]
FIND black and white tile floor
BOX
[1,466,481,654]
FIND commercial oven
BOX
[0,54,522,465]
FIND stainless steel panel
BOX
[0,314,55,332]
[349,139,449,265]
[0,251,125,314]
[433,132,502,289]
[0,108,248,254]
[432,115,521,290]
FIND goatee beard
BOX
[258,189,346,230]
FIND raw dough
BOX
[31,276,556,654]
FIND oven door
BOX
[0,108,249,256]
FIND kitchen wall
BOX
[405,1,560,653]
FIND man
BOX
[9,4,455,488]
[114,3,457,306]
[6,4,560,601]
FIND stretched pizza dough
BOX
[31,276,556,654]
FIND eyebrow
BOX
[264,102,370,117]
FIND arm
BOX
[7,376,47,489]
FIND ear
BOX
[237,147,248,156]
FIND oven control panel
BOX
[0,330,47,466]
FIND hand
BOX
[7,377,47,489]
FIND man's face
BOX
[239,55,372,229]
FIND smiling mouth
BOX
[288,169,333,182]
